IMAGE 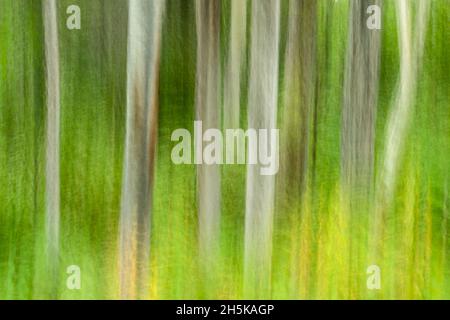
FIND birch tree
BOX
[340,1,382,295]
[119,0,165,299]
[277,0,318,298]
[380,0,430,201]
[195,0,221,273]
[341,0,381,198]
[279,0,317,210]
[372,0,430,258]
[244,0,280,299]
[43,0,61,296]
[223,0,247,130]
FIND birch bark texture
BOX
[223,0,247,130]
[341,0,381,197]
[195,0,222,271]
[380,0,430,201]
[119,0,165,299]
[43,0,61,294]
[372,0,430,260]
[244,0,280,299]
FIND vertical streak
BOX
[244,0,280,299]
[43,0,60,295]
[374,0,430,258]
[341,0,381,296]
[381,0,413,200]
[119,0,165,299]
[380,0,430,204]
[278,0,317,298]
[341,0,381,194]
[381,0,430,200]
[224,0,247,130]
[279,0,317,208]
[195,0,221,273]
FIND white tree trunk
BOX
[244,0,280,299]
[195,0,221,272]
[373,0,430,258]
[223,0,247,130]
[341,0,381,195]
[119,0,165,299]
[381,0,430,199]
[43,0,60,295]
[341,0,382,295]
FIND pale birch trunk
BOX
[341,0,382,295]
[380,0,430,199]
[341,0,381,196]
[372,0,430,259]
[43,0,60,295]
[119,0,165,299]
[223,0,247,130]
[195,0,221,272]
[244,0,280,299]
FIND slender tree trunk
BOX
[43,0,60,296]
[380,0,429,199]
[195,0,221,275]
[279,0,317,209]
[341,0,381,296]
[119,0,165,299]
[373,0,430,260]
[244,0,280,299]
[341,0,381,196]
[223,0,247,130]
[278,0,317,298]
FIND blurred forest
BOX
[0,0,448,299]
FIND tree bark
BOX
[223,0,247,130]
[373,0,430,262]
[195,0,221,275]
[279,0,317,211]
[119,0,165,299]
[43,0,61,297]
[244,0,280,299]
[341,0,381,198]
[341,0,382,296]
